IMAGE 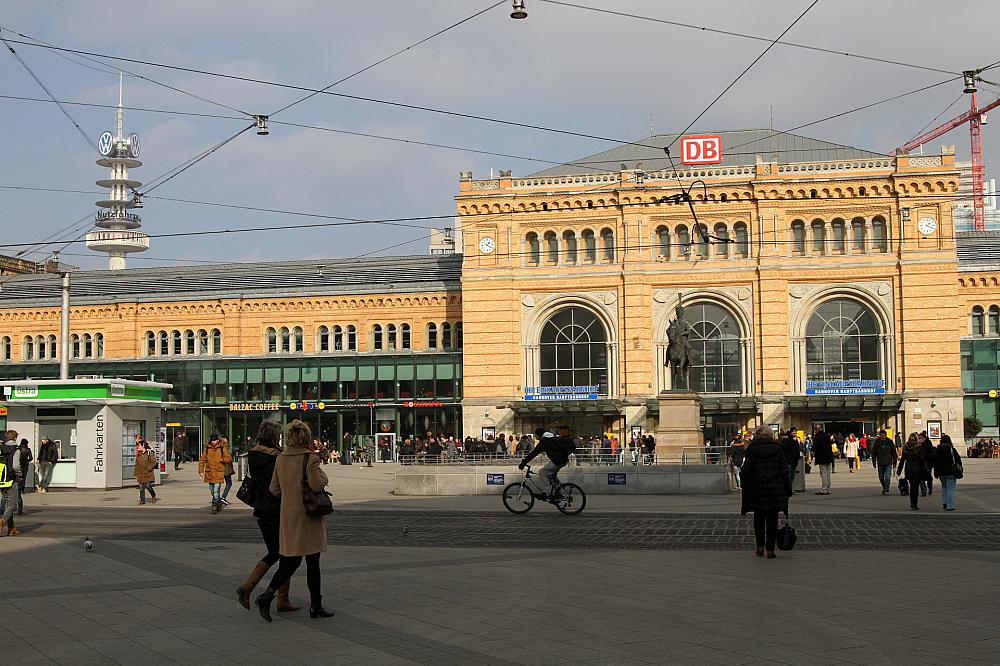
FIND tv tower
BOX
[85,74,149,270]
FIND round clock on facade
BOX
[917,217,937,236]
[478,236,496,254]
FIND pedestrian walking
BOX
[237,421,300,613]
[897,433,930,510]
[0,430,23,536]
[779,428,800,491]
[220,436,234,505]
[812,426,834,495]
[843,434,859,473]
[870,429,898,495]
[918,432,935,497]
[172,432,187,470]
[365,436,375,468]
[199,434,231,514]
[35,437,58,493]
[729,437,746,489]
[255,419,334,622]
[740,427,792,559]
[134,439,158,505]
[932,434,962,511]
[15,439,32,515]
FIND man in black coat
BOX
[870,429,897,495]
[779,429,801,492]
[811,426,834,495]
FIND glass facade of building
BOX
[962,338,1000,435]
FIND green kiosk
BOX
[1,379,174,490]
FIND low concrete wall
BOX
[394,464,728,496]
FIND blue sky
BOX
[2,0,998,269]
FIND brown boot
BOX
[7,527,20,536]
[276,580,300,613]
[237,560,271,610]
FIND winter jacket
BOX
[740,438,791,515]
[897,441,929,481]
[920,440,935,480]
[198,441,232,484]
[133,449,157,484]
[270,449,329,556]
[248,443,282,517]
[38,440,59,464]
[812,431,834,465]
[870,437,897,467]
[729,444,746,468]
[843,438,859,458]
[1,440,22,479]
[779,436,800,468]
[932,444,962,479]
[521,433,570,466]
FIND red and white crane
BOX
[895,71,1000,231]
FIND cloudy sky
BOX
[2,0,998,269]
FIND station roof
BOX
[528,129,886,177]
[0,253,463,306]
[958,231,1000,272]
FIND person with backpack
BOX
[932,434,963,511]
[518,427,575,501]
[1,430,24,536]
[15,439,32,515]
[199,434,231,514]
[36,437,58,493]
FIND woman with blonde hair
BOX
[255,419,333,621]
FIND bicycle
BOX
[501,465,586,515]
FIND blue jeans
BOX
[940,475,956,509]
[139,481,156,502]
[877,464,893,493]
[208,482,222,507]
[732,466,741,488]
[222,475,233,501]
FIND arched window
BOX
[526,232,540,266]
[198,329,209,354]
[24,336,34,361]
[539,306,608,393]
[373,324,383,351]
[653,225,669,259]
[581,229,596,263]
[292,327,303,353]
[791,220,806,255]
[831,218,846,254]
[211,329,222,355]
[563,230,577,264]
[695,224,709,259]
[387,324,398,350]
[0,336,9,361]
[71,334,81,359]
[544,231,558,264]
[455,322,463,350]
[401,323,411,350]
[145,331,155,357]
[158,331,169,356]
[427,322,438,349]
[810,189,818,199]
[859,186,867,197]
[686,302,742,393]
[851,217,866,251]
[185,330,195,355]
[811,219,826,255]
[95,333,104,358]
[48,335,58,360]
[266,328,277,354]
[806,299,881,381]
[318,325,329,352]
[346,325,357,351]
[734,222,749,258]
[676,225,691,257]
[171,330,181,356]
[872,216,888,253]
[332,325,344,351]
[601,228,615,262]
[714,223,729,258]
[971,306,985,336]
[280,327,291,353]
[442,322,453,350]
[990,306,1000,336]
[36,336,46,360]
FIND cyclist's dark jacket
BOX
[521,435,571,466]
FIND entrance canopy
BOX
[507,399,622,417]
[784,393,904,413]
[1,378,175,408]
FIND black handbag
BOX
[236,473,257,508]
[952,450,964,480]
[776,519,797,551]
[301,454,333,517]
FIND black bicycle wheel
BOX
[555,482,586,515]
[502,482,535,514]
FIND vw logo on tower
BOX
[129,133,140,158]
[97,131,114,156]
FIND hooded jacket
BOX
[897,440,929,481]
[740,437,792,515]
[1,439,21,479]
[198,439,232,484]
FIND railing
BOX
[680,445,732,466]
[396,451,658,466]
[85,230,150,250]
[776,159,894,173]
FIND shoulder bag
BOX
[776,515,797,551]
[952,449,964,480]
[301,453,333,517]
[236,472,257,507]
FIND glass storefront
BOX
[962,338,1000,435]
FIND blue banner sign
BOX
[486,473,505,485]
[805,379,886,395]
[524,385,599,401]
[608,473,627,485]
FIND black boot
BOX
[255,587,276,622]
[309,597,335,618]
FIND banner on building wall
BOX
[805,380,886,395]
[524,386,599,401]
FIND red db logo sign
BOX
[680,135,722,165]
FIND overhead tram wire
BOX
[0,94,247,121]
[140,124,255,195]
[904,93,966,146]
[269,0,505,117]
[537,0,958,77]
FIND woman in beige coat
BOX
[255,419,333,621]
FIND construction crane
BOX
[895,70,1000,231]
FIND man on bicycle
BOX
[518,426,574,501]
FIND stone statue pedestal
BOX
[653,390,703,463]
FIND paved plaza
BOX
[2,461,999,664]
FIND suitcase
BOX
[898,478,908,496]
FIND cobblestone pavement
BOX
[15,506,1000,550]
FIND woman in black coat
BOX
[236,421,300,612]
[740,427,792,558]
[897,433,930,510]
